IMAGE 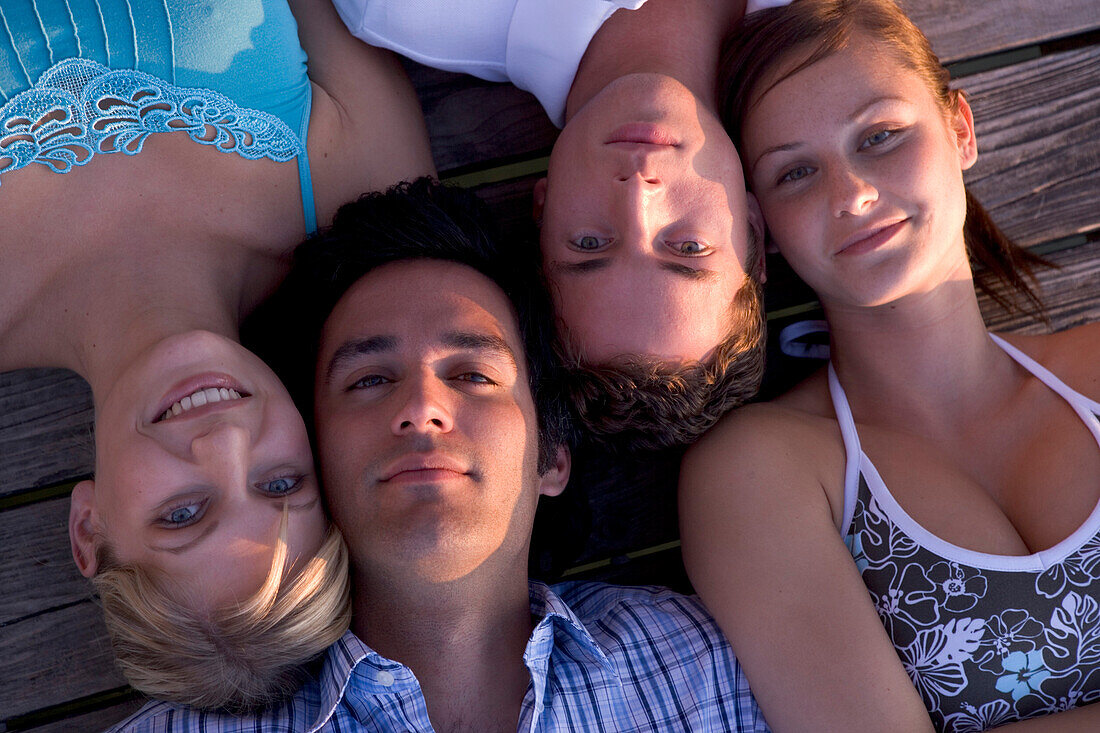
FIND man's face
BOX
[313,260,566,583]
[537,73,761,364]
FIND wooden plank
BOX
[901,0,1100,64]
[17,697,146,733]
[0,601,124,720]
[981,238,1100,334]
[963,45,1100,247]
[405,61,556,175]
[0,370,92,501]
[0,497,89,625]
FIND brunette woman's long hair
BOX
[718,0,1052,321]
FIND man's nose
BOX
[613,148,664,184]
[391,374,454,435]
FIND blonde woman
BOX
[0,0,432,711]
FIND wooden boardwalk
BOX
[2,1,1100,729]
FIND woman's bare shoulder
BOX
[997,323,1100,401]
[684,370,844,491]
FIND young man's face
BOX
[536,73,761,365]
[312,260,567,583]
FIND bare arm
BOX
[288,0,435,226]
[679,405,935,733]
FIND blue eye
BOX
[351,374,389,390]
[572,235,608,251]
[779,166,813,184]
[259,476,303,496]
[862,129,895,149]
[456,372,494,385]
[161,501,204,528]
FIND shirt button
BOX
[377,669,395,687]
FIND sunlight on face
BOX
[741,34,976,310]
[313,261,561,583]
[86,331,326,610]
[539,74,758,364]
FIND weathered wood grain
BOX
[0,497,90,625]
[981,239,1100,334]
[0,601,124,721]
[964,45,1100,247]
[0,370,93,501]
[901,0,1100,64]
[406,61,557,175]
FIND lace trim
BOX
[0,58,303,184]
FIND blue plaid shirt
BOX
[108,581,769,732]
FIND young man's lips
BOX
[380,454,470,482]
[605,123,679,146]
[837,218,909,256]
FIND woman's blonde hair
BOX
[92,518,351,713]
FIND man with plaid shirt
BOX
[111,180,769,733]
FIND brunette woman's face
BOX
[70,331,326,610]
[741,33,978,310]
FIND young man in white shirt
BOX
[334,0,788,451]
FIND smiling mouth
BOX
[837,218,909,256]
[157,387,247,422]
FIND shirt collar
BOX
[525,580,618,677]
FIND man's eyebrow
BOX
[659,261,717,281]
[442,331,517,369]
[553,258,713,280]
[552,258,611,275]
[324,335,398,383]
[150,520,219,555]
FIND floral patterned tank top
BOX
[833,334,1100,732]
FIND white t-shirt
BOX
[332,0,647,127]
[332,0,793,127]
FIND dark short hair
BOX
[554,220,766,452]
[246,177,570,472]
[559,263,765,452]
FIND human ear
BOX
[537,445,571,497]
[532,177,547,225]
[952,94,978,171]
[69,480,100,578]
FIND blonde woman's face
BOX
[74,331,327,610]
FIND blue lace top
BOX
[0,0,316,232]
